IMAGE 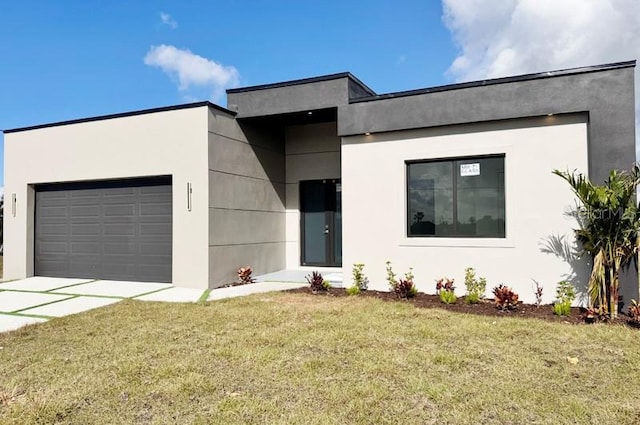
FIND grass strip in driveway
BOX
[2,293,640,424]
[129,286,173,299]
[0,311,53,320]
[11,295,79,314]
[2,288,125,300]
[44,279,98,292]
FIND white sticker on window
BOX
[460,163,480,176]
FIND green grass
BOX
[1,293,640,424]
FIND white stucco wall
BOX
[341,114,589,304]
[3,106,210,289]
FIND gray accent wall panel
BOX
[208,171,285,212]
[228,78,349,118]
[209,243,285,287]
[338,66,636,183]
[208,133,285,183]
[209,209,285,246]
[35,177,172,282]
[207,117,286,287]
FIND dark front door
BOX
[300,179,342,267]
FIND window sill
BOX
[399,237,514,248]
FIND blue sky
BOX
[1,0,639,188]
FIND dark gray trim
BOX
[227,72,376,97]
[350,60,636,103]
[4,102,236,134]
[35,175,172,191]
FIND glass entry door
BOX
[300,179,342,267]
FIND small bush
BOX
[439,290,457,304]
[466,292,480,304]
[347,263,368,295]
[237,266,256,285]
[553,281,576,316]
[395,278,418,299]
[346,286,360,296]
[553,302,571,316]
[492,284,519,310]
[385,261,417,299]
[464,267,486,304]
[582,306,609,323]
[306,271,329,293]
[436,277,457,304]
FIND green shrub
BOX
[436,277,457,304]
[464,267,486,304]
[553,281,576,316]
[466,292,480,304]
[346,285,360,296]
[439,290,457,304]
[553,302,571,316]
[385,261,417,299]
[347,263,368,295]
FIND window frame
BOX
[405,153,506,238]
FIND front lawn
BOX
[1,293,639,424]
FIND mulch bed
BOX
[286,287,637,327]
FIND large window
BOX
[407,155,505,238]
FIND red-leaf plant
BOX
[492,284,519,310]
[237,266,256,285]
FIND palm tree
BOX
[554,166,640,319]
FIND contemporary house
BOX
[3,61,636,303]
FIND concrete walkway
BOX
[0,277,308,333]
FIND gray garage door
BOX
[35,176,172,283]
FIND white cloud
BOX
[144,45,240,102]
[442,0,640,160]
[160,12,177,29]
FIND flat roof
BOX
[5,60,633,134]
[3,101,235,134]
[350,60,636,103]
[226,72,376,96]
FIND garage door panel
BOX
[38,206,69,218]
[103,243,136,254]
[103,223,136,236]
[71,223,100,236]
[37,241,69,255]
[38,260,69,274]
[140,223,171,236]
[140,243,172,256]
[38,224,68,236]
[71,205,100,218]
[138,264,171,280]
[140,203,172,216]
[103,204,136,217]
[35,177,172,283]
[102,254,138,264]
[71,242,100,254]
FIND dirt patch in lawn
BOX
[286,287,636,326]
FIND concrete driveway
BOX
[0,276,307,333]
